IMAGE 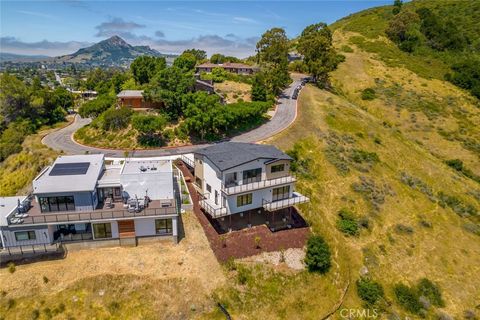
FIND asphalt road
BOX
[42,78,304,157]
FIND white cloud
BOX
[0,36,92,56]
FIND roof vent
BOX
[140,165,147,172]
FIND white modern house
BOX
[193,142,309,230]
[0,154,179,248]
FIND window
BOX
[215,190,219,205]
[155,219,173,235]
[237,193,253,207]
[272,186,290,201]
[206,184,212,193]
[15,231,36,241]
[271,164,285,173]
[39,196,75,212]
[93,223,112,239]
[242,168,262,184]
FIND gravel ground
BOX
[245,248,306,270]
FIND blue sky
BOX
[1,1,392,57]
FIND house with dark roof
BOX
[193,142,309,230]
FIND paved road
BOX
[42,78,304,157]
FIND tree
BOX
[182,49,207,61]
[304,235,331,274]
[251,73,267,101]
[392,0,403,15]
[297,22,340,87]
[78,94,115,118]
[144,66,196,119]
[101,107,133,131]
[0,73,32,124]
[173,52,197,71]
[131,113,167,145]
[385,10,421,52]
[210,53,225,64]
[130,56,167,85]
[256,27,290,95]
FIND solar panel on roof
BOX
[49,162,90,176]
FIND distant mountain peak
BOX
[100,35,130,47]
[55,36,164,67]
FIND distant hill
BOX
[54,35,171,67]
[0,52,50,62]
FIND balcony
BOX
[222,176,296,195]
[8,199,177,226]
[262,192,309,212]
[199,199,228,218]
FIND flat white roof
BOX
[117,90,144,98]
[0,196,27,226]
[33,154,104,194]
[120,159,174,201]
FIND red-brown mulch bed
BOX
[178,161,311,262]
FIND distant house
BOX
[117,90,148,108]
[288,52,303,63]
[196,62,257,75]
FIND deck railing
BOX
[222,175,296,195]
[262,192,309,212]
[199,199,228,218]
[9,206,177,226]
[0,243,61,257]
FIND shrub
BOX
[394,283,422,314]
[361,88,376,100]
[336,208,359,236]
[101,107,133,131]
[42,276,49,284]
[31,309,40,320]
[416,278,444,307]
[356,278,384,305]
[394,224,414,235]
[305,235,331,274]
[237,265,250,285]
[7,262,15,274]
[445,159,463,171]
[78,94,114,118]
[350,149,379,164]
[341,45,354,53]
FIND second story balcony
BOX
[8,198,177,226]
[222,175,296,195]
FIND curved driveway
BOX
[42,78,304,157]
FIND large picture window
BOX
[39,196,75,212]
[155,219,173,235]
[93,223,112,239]
[272,186,290,201]
[242,168,262,184]
[15,231,36,241]
[237,193,253,207]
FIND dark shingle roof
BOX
[195,142,292,171]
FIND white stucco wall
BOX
[134,217,178,237]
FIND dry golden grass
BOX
[269,82,480,318]
[214,80,252,104]
[0,119,71,196]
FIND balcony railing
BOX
[222,175,296,195]
[262,192,309,212]
[9,206,177,226]
[199,199,228,218]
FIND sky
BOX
[0,0,392,58]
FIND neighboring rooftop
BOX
[33,154,105,194]
[196,62,255,69]
[0,196,27,226]
[195,142,292,171]
[117,90,144,98]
